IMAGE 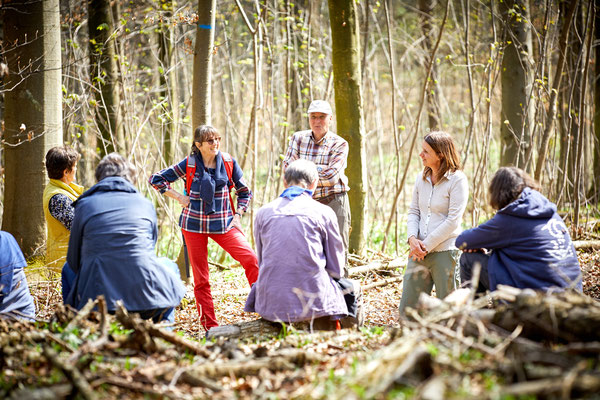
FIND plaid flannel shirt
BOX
[282,130,349,200]
[149,154,252,234]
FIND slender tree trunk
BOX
[193,0,216,127]
[328,0,367,254]
[535,0,579,181]
[574,1,594,233]
[287,0,304,130]
[560,1,584,191]
[499,0,533,168]
[158,0,178,165]
[89,0,122,156]
[176,0,216,280]
[2,0,62,258]
[592,0,600,200]
[418,0,442,130]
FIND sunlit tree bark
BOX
[328,0,367,254]
[192,0,216,126]
[89,0,122,156]
[2,0,62,257]
[499,0,533,168]
[418,0,442,131]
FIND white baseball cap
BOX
[307,100,332,115]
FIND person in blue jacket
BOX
[0,231,35,320]
[63,153,186,323]
[455,167,582,292]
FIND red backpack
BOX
[185,152,236,213]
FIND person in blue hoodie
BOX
[455,167,582,292]
[62,153,186,323]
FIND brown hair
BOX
[45,146,80,180]
[422,131,461,182]
[489,166,540,210]
[191,125,219,154]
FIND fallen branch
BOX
[64,298,97,332]
[500,372,600,397]
[363,276,403,291]
[348,258,406,277]
[98,376,182,399]
[43,346,97,400]
[115,303,211,357]
[185,350,323,379]
[573,240,600,250]
[180,370,224,391]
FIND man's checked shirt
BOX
[282,130,349,200]
[149,153,251,234]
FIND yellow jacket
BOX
[43,179,84,273]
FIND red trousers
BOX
[182,228,258,330]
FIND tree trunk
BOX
[2,0,63,258]
[328,0,367,254]
[499,0,533,168]
[535,0,579,181]
[192,0,216,127]
[157,0,179,165]
[176,0,216,280]
[593,0,600,200]
[89,0,122,156]
[559,2,584,196]
[418,0,442,131]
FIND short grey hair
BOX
[284,159,318,188]
[95,153,137,184]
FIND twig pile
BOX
[302,286,600,399]
[1,296,371,399]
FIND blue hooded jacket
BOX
[65,177,186,311]
[455,188,582,291]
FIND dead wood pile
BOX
[2,286,600,398]
[309,286,600,399]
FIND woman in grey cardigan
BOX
[399,131,468,314]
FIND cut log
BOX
[489,289,600,343]
[206,319,282,340]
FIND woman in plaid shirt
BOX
[150,125,258,330]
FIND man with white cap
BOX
[283,99,350,255]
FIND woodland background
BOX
[1,0,599,262]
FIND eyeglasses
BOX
[204,137,221,145]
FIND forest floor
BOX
[3,249,600,399]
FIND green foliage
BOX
[425,343,439,357]
[386,387,415,399]
[360,326,385,339]
[109,321,134,336]
[459,349,484,363]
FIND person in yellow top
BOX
[43,146,83,274]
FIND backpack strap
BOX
[185,155,196,196]
[221,152,236,213]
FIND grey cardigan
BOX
[407,170,468,253]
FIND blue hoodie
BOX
[65,177,186,311]
[455,188,582,291]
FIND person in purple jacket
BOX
[245,159,357,329]
[456,167,582,292]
